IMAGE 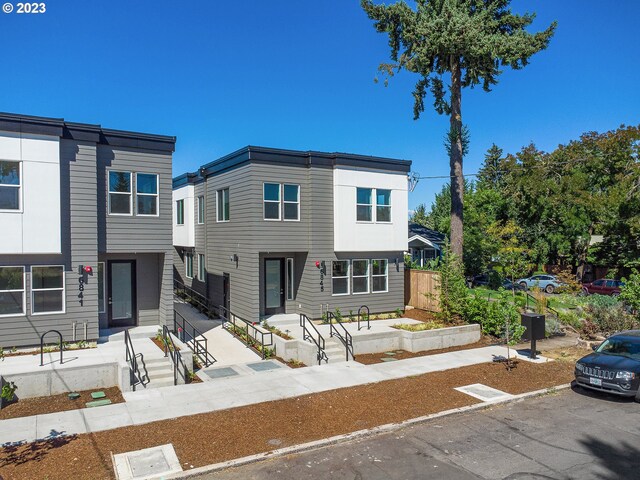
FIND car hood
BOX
[578,352,640,372]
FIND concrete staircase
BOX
[141,356,175,389]
[325,337,350,363]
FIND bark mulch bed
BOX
[0,359,573,480]
[0,387,124,421]
[401,308,440,322]
[355,336,497,365]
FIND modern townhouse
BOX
[173,146,411,321]
[0,112,176,347]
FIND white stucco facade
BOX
[172,184,195,247]
[333,167,408,252]
[0,131,61,254]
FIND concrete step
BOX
[144,378,175,389]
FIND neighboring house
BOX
[0,112,176,347]
[408,223,445,266]
[173,146,411,321]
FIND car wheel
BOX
[578,288,588,297]
[545,284,555,294]
[519,282,528,289]
[612,292,620,297]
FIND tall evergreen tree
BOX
[361,0,556,260]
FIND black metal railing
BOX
[124,329,145,391]
[300,313,328,365]
[174,309,217,367]
[174,279,216,318]
[327,312,354,361]
[357,305,370,331]
[217,306,274,360]
[39,330,64,367]
[161,325,179,386]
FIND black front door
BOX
[108,260,137,327]
[223,273,230,313]
[264,258,285,315]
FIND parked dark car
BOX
[575,330,640,401]
[468,273,490,288]
[582,279,625,296]
[502,279,525,291]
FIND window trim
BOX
[217,188,230,222]
[185,251,194,279]
[331,260,350,296]
[135,172,159,217]
[375,188,392,223]
[371,259,389,293]
[356,187,373,223]
[197,195,205,224]
[283,184,300,222]
[263,182,281,221]
[107,170,133,216]
[97,262,106,314]
[30,265,66,316]
[176,199,185,225]
[0,265,25,318]
[351,259,370,295]
[0,160,22,213]
[197,254,205,282]
[286,257,294,300]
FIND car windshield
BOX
[596,338,640,360]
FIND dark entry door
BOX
[264,258,285,315]
[108,260,137,327]
[223,273,230,313]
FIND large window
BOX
[0,266,25,316]
[286,257,294,300]
[31,266,65,314]
[356,188,372,222]
[176,199,184,225]
[185,252,193,279]
[217,189,229,222]
[197,195,205,224]
[198,254,205,282]
[263,183,280,220]
[332,261,349,296]
[0,161,20,210]
[97,262,105,313]
[352,260,370,294]
[108,171,132,215]
[371,259,388,293]
[136,173,158,216]
[283,184,300,221]
[376,189,391,222]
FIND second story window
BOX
[108,171,132,215]
[283,184,300,221]
[217,189,229,222]
[0,161,21,211]
[136,173,158,216]
[197,195,205,224]
[376,189,391,222]
[356,188,372,222]
[263,183,281,220]
[176,199,184,225]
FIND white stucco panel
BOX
[333,167,408,252]
[172,185,195,247]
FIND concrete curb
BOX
[166,383,573,479]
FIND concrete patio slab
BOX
[113,443,182,480]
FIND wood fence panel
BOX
[404,269,440,312]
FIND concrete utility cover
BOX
[246,361,283,372]
[455,384,513,402]
[202,366,239,379]
[113,444,182,480]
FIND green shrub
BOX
[558,310,582,330]
[620,270,640,317]
[584,303,638,336]
[586,294,619,309]
[463,293,524,342]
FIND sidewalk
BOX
[0,344,534,446]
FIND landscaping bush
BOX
[583,302,638,337]
[620,270,640,318]
[586,294,620,309]
[464,294,524,343]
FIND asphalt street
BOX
[196,386,640,480]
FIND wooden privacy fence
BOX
[404,269,440,312]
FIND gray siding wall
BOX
[0,140,99,347]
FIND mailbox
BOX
[521,313,545,359]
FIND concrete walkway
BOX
[0,344,538,446]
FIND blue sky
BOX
[1,0,638,209]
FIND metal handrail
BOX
[300,313,328,365]
[327,312,354,361]
[357,305,370,331]
[39,330,63,366]
[174,309,217,367]
[218,306,274,359]
[162,324,185,386]
[124,329,145,391]
[174,279,215,318]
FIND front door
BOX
[223,273,230,313]
[108,260,137,327]
[264,258,285,315]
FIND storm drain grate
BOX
[202,366,239,379]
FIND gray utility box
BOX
[521,313,546,341]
